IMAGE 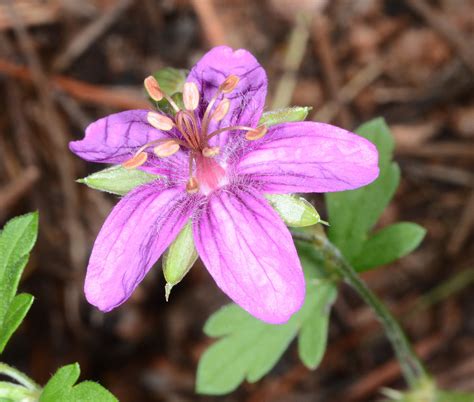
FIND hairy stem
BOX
[292,231,428,386]
[0,362,40,391]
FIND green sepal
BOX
[266,194,321,227]
[259,106,311,127]
[163,222,198,301]
[77,165,160,196]
[150,67,188,114]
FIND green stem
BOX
[0,362,40,391]
[293,232,428,387]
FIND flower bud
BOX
[144,76,164,101]
[147,112,174,131]
[183,82,200,111]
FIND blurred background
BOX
[0,0,473,401]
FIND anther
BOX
[219,75,239,93]
[245,125,267,141]
[202,146,220,158]
[144,76,164,102]
[186,177,199,194]
[147,112,174,131]
[122,152,148,169]
[183,82,200,111]
[154,140,180,158]
[212,99,230,122]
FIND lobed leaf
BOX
[77,165,159,196]
[352,223,426,272]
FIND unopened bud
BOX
[122,152,148,169]
[245,125,267,141]
[212,98,230,122]
[183,82,200,111]
[219,75,239,93]
[147,112,174,131]
[154,140,180,158]
[202,146,220,157]
[144,76,164,101]
[186,177,199,193]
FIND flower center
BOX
[124,75,268,194]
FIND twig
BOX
[404,162,474,188]
[396,142,474,159]
[311,13,351,127]
[312,58,383,122]
[447,191,474,255]
[406,0,474,74]
[0,58,149,109]
[272,12,311,109]
[189,0,227,47]
[0,166,39,212]
[52,0,134,72]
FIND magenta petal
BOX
[84,183,199,312]
[69,110,175,164]
[237,122,379,193]
[187,46,267,147]
[193,187,305,324]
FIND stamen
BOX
[186,177,199,193]
[219,75,240,93]
[183,82,200,111]
[206,124,257,141]
[147,112,174,131]
[202,146,220,157]
[144,76,163,101]
[176,111,200,149]
[154,140,180,158]
[122,152,148,169]
[245,125,267,141]
[212,99,230,122]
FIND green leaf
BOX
[266,194,321,227]
[436,391,474,402]
[77,165,159,196]
[152,67,188,96]
[163,221,198,301]
[40,364,80,402]
[298,281,337,369]
[0,293,34,353]
[0,212,38,352]
[40,363,117,402]
[196,276,337,395]
[352,223,426,272]
[326,118,400,260]
[259,106,311,127]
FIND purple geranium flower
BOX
[70,46,379,324]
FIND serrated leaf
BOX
[40,364,80,402]
[259,106,311,127]
[40,363,117,402]
[326,118,400,260]
[0,293,34,353]
[0,212,38,348]
[298,281,337,369]
[266,194,320,227]
[77,165,159,196]
[352,223,426,272]
[152,67,188,96]
[163,221,198,301]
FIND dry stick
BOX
[406,0,474,74]
[52,0,134,72]
[312,59,383,122]
[447,190,474,255]
[271,13,311,109]
[5,1,87,335]
[311,13,351,127]
[0,58,149,109]
[190,0,227,47]
[404,162,474,188]
[396,142,474,159]
[0,166,40,212]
